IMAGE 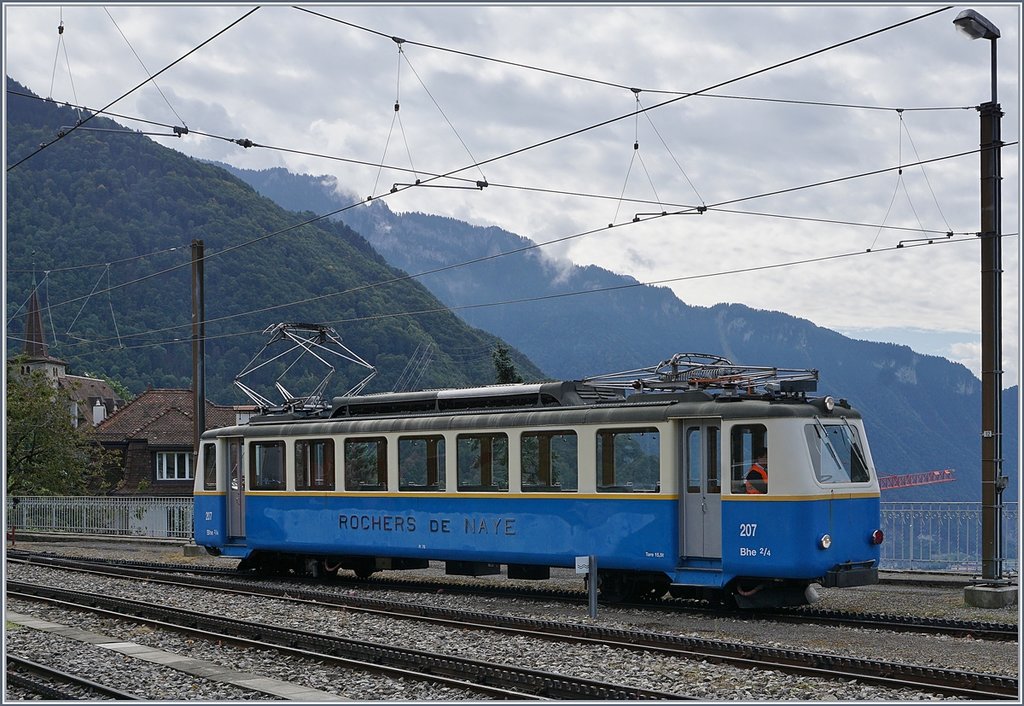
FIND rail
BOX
[4,497,1018,574]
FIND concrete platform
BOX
[964,582,1019,609]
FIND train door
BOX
[226,437,246,540]
[679,420,722,560]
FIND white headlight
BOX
[824,396,835,412]
[819,534,832,550]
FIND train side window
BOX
[203,442,217,491]
[521,431,578,492]
[345,438,388,491]
[250,441,286,491]
[730,425,768,494]
[457,433,508,492]
[804,423,869,484]
[399,436,446,491]
[596,428,660,493]
[295,439,335,491]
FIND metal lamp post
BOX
[953,8,1005,581]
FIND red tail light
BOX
[871,529,884,545]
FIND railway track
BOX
[8,581,687,700]
[5,654,145,700]
[9,550,1018,642]
[7,557,1018,699]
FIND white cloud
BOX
[4,3,1020,386]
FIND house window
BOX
[156,451,192,481]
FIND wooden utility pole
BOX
[191,240,206,459]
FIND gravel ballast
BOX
[5,540,1018,701]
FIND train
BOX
[194,353,883,608]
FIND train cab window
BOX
[295,439,335,490]
[804,422,870,484]
[399,436,446,491]
[250,441,286,491]
[596,428,660,493]
[521,431,578,492]
[457,433,508,492]
[202,443,217,491]
[730,425,768,494]
[345,438,388,491]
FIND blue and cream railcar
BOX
[194,378,882,607]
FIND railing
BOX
[881,501,1018,575]
[4,497,1019,574]
[6,496,193,540]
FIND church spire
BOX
[24,288,49,358]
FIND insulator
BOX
[633,141,639,150]
[173,126,189,137]
[394,102,400,112]
[58,22,64,34]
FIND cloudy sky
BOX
[4,2,1020,386]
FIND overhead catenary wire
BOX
[52,232,1015,355]
[48,10,83,122]
[312,5,961,223]
[9,4,999,352]
[4,1,970,234]
[5,87,986,233]
[22,142,1007,344]
[295,5,968,112]
[103,7,187,130]
[7,6,259,172]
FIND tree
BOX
[5,356,114,495]
[492,344,523,384]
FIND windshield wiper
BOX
[814,416,845,471]
[840,416,871,475]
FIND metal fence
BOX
[4,496,1020,574]
[880,501,1018,574]
[6,496,194,540]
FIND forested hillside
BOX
[221,164,1019,502]
[5,77,544,404]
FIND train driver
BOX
[744,448,768,494]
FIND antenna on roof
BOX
[234,322,377,414]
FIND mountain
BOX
[5,77,544,405]
[219,164,1019,503]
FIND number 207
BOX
[739,523,757,537]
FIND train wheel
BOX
[597,572,626,603]
[351,558,376,579]
[634,579,669,600]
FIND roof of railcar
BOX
[202,384,862,439]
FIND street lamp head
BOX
[953,9,1000,40]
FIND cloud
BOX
[4,3,1019,386]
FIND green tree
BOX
[5,357,114,495]
[492,344,523,384]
